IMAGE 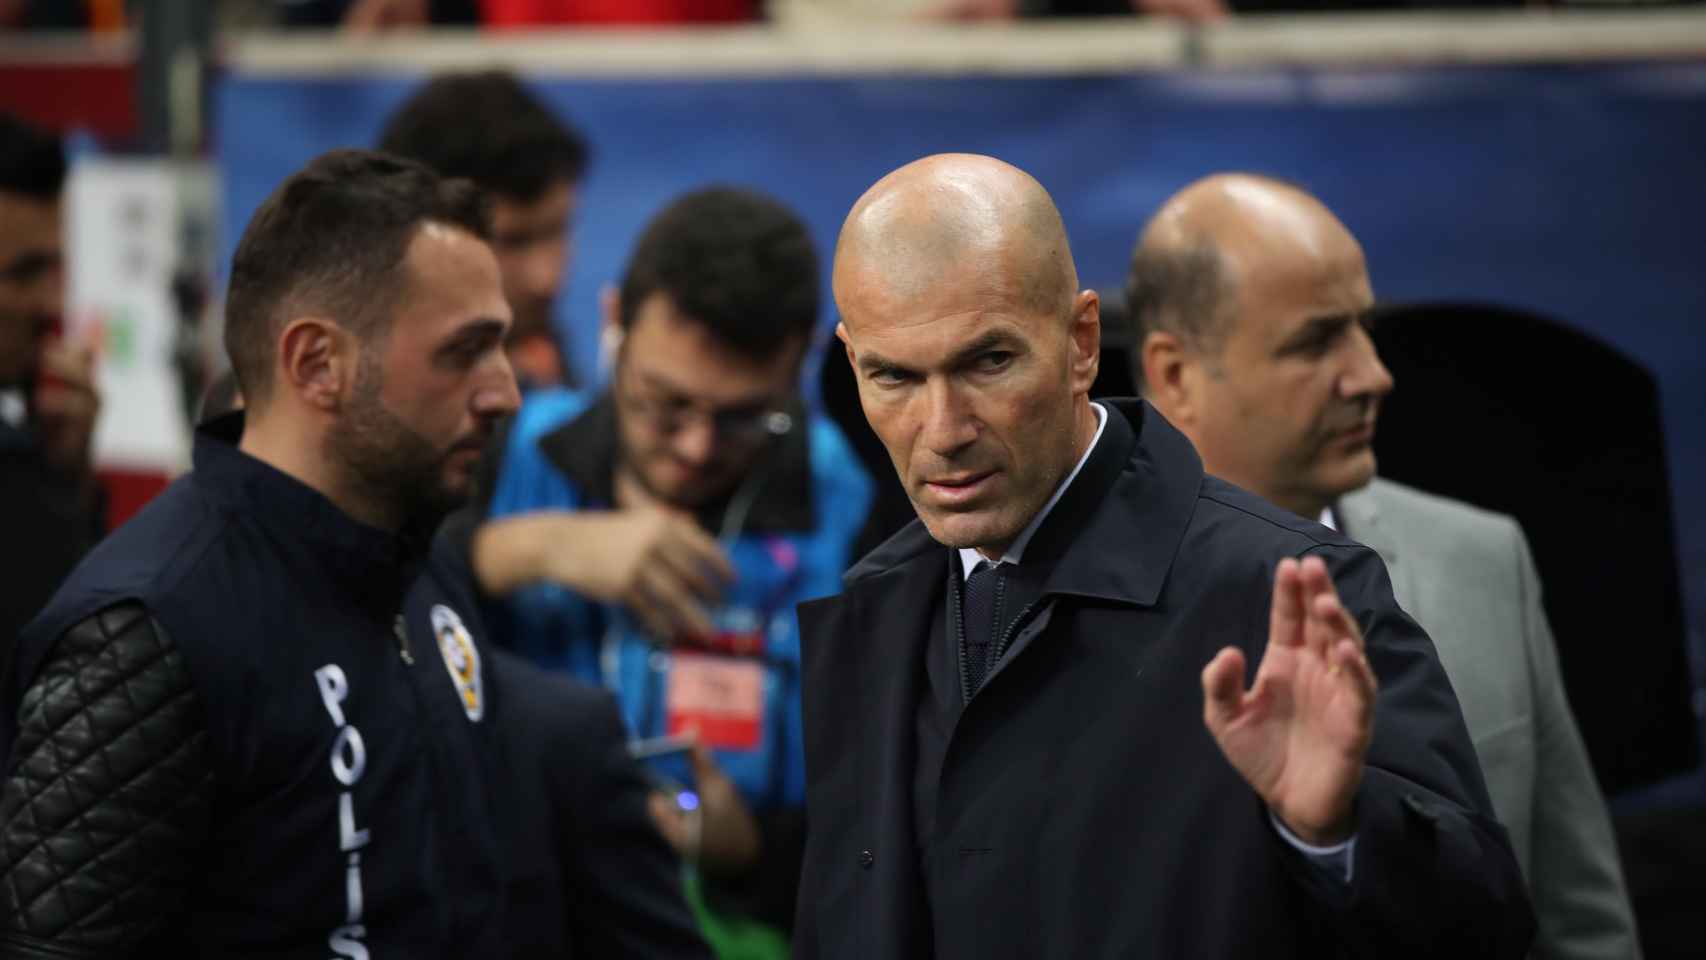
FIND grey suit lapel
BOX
[1336,481,1420,615]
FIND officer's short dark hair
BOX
[0,114,67,200]
[619,187,819,363]
[224,149,491,406]
[378,71,588,204]
[1123,240,1230,396]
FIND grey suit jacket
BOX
[1338,478,1639,960]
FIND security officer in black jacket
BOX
[0,149,636,958]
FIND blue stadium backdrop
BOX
[217,61,1706,775]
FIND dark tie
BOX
[961,562,1003,697]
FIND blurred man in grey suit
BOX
[1127,174,1639,960]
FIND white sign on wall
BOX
[66,159,196,475]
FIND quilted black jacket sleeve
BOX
[0,602,214,958]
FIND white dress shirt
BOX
[0,389,26,430]
[957,402,1108,580]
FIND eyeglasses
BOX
[616,362,793,446]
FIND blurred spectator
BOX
[464,187,871,957]
[487,645,714,958]
[479,0,757,26]
[773,0,1528,26]
[0,113,101,662]
[380,70,587,390]
[259,0,753,28]
[1130,173,1640,959]
[259,0,476,29]
[770,0,1203,24]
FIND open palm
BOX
[1202,556,1377,845]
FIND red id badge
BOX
[665,651,766,751]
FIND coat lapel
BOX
[980,399,1199,690]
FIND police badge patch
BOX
[431,605,484,722]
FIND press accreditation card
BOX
[665,651,765,751]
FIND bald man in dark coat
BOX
[793,154,1534,959]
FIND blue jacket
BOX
[485,389,871,816]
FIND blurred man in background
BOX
[466,186,871,957]
[381,69,588,389]
[0,113,101,659]
[1130,172,1639,960]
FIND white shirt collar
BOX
[0,389,26,430]
[1318,506,1337,531]
[958,402,1108,580]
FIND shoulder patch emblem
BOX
[431,604,483,722]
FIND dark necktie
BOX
[961,561,1003,697]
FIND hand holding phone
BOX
[642,736,761,874]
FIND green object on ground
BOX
[681,868,790,960]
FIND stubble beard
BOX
[328,355,465,531]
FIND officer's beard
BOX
[328,351,465,534]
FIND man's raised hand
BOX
[1201,555,1376,846]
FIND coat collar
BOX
[845,397,1202,611]
[193,412,430,617]
[535,389,817,533]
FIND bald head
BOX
[1141,173,1355,280]
[1129,173,1391,520]
[834,153,1077,325]
[1127,175,1365,389]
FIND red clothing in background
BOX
[481,0,755,26]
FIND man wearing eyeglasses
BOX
[461,186,872,954]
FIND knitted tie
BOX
[961,561,1003,696]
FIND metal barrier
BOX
[219,10,1706,75]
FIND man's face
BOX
[0,190,63,387]
[838,261,1097,553]
[1185,231,1392,515]
[330,223,520,526]
[613,292,802,509]
[491,180,576,383]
